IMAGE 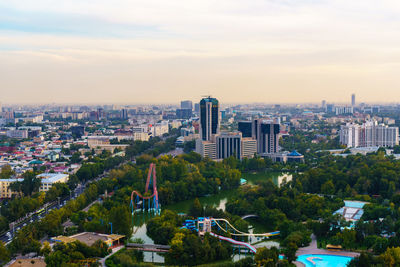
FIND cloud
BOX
[1,0,400,103]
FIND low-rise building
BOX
[37,173,69,192]
[0,178,23,198]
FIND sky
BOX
[1,0,400,104]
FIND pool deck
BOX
[294,234,359,266]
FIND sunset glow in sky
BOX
[1,0,400,104]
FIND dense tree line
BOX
[293,152,400,198]
[45,240,109,267]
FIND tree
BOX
[0,241,10,264]
[40,241,52,257]
[283,242,298,263]
[10,171,41,196]
[70,152,82,164]
[188,198,203,217]
[109,206,132,236]
[321,180,335,195]
[254,247,279,266]
[0,164,14,179]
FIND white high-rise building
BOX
[340,121,399,148]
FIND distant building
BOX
[340,121,399,148]
[133,132,150,141]
[71,126,85,138]
[6,130,28,139]
[194,103,200,113]
[151,121,169,136]
[181,100,193,110]
[335,106,353,115]
[322,100,326,109]
[326,104,335,113]
[176,108,192,119]
[121,109,128,120]
[89,111,99,121]
[87,136,110,148]
[351,94,356,106]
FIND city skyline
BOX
[2,1,400,103]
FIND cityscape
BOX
[2,1,400,267]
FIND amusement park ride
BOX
[130,163,161,215]
[130,164,280,254]
[183,217,280,253]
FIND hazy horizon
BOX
[1,1,400,103]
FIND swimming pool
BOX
[297,254,353,267]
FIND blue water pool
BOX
[297,254,353,267]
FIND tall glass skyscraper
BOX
[200,97,219,141]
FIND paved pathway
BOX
[99,246,124,267]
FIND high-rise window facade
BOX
[200,97,219,141]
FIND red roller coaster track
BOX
[130,163,160,214]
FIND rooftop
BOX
[36,173,68,183]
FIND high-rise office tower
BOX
[238,119,280,154]
[254,119,280,154]
[238,121,252,138]
[351,94,356,106]
[216,132,242,159]
[181,100,193,110]
[121,109,128,119]
[199,97,220,141]
[321,100,326,109]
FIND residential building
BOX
[151,121,169,136]
[335,106,353,115]
[6,130,28,139]
[340,121,399,148]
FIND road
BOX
[0,138,179,245]
[0,169,110,245]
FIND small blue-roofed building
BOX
[37,173,69,192]
[287,150,304,163]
